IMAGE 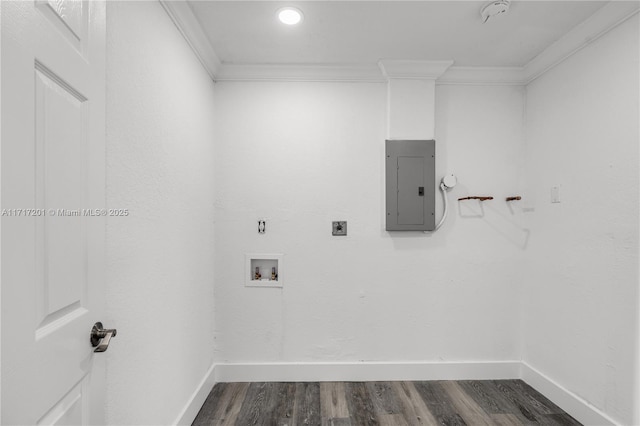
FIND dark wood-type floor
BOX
[192,380,582,426]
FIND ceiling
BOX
[187,1,608,68]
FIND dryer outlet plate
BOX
[332,221,347,236]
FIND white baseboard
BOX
[176,361,622,426]
[173,362,217,426]
[520,362,619,426]
[213,360,521,383]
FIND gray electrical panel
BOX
[385,140,435,231]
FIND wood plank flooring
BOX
[192,380,581,426]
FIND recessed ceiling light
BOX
[277,7,304,25]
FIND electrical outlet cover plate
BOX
[551,186,561,203]
[332,221,347,236]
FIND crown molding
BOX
[216,62,525,85]
[159,0,220,80]
[164,1,639,85]
[438,66,525,86]
[378,60,454,80]
[522,1,640,84]
[215,63,386,82]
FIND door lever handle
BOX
[91,322,117,353]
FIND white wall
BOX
[523,14,639,425]
[213,81,525,366]
[105,2,215,424]
[100,2,638,423]
[0,3,3,422]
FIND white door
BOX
[1,1,107,424]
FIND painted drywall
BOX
[105,2,215,425]
[522,14,639,425]
[213,81,525,365]
[0,3,3,422]
[388,79,436,140]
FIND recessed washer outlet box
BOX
[332,221,347,236]
[245,254,283,288]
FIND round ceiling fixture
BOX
[277,7,304,25]
[480,0,510,24]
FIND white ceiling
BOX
[187,1,608,68]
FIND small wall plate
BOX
[332,221,347,236]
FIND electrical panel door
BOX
[386,140,435,231]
